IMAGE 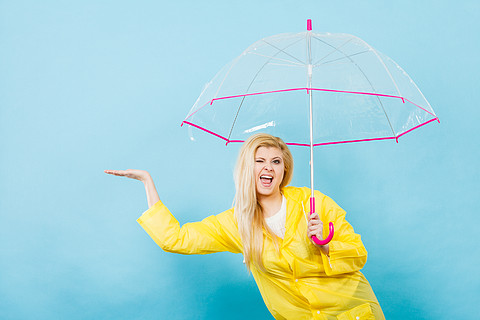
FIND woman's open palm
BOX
[104,169,149,182]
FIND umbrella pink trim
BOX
[184,87,437,122]
[211,87,405,103]
[396,117,438,139]
[210,88,309,103]
[181,121,229,143]
[403,97,437,118]
[181,117,439,147]
[180,121,243,145]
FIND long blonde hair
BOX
[234,133,293,271]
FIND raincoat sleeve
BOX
[137,199,242,255]
[316,191,368,276]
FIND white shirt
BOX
[265,195,287,239]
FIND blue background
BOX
[1,1,478,319]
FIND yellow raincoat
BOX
[137,186,385,320]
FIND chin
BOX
[256,187,279,198]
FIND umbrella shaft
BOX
[307,31,315,201]
[309,88,314,201]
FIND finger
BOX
[308,230,322,239]
[308,220,320,229]
[309,223,323,231]
[309,212,320,220]
[105,170,126,176]
[307,228,323,239]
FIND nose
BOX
[264,164,273,171]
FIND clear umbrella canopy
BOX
[183,22,439,245]
[183,30,438,146]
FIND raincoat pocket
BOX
[336,303,375,320]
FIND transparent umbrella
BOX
[182,19,439,245]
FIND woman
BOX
[105,133,385,319]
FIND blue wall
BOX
[1,1,478,319]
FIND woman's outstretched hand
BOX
[104,169,160,208]
[104,169,150,182]
[307,212,330,256]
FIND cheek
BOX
[277,168,285,182]
[254,164,262,176]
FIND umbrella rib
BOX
[227,96,247,143]
[312,38,353,65]
[213,53,249,103]
[350,35,403,97]
[261,38,306,64]
[350,62,397,138]
[311,35,397,138]
[268,62,303,67]
[315,50,371,67]
[247,51,305,66]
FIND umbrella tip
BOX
[307,19,312,31]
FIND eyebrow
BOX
[255,156,282,160]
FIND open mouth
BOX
[260,175,273,187]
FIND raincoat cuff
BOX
[137,199,164,225]
[320,241,368,275]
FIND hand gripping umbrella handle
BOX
[310,197,334,245]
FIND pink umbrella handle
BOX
[309,197,334,245]
[311,222,334,246]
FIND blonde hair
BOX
[234,133,293,272]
